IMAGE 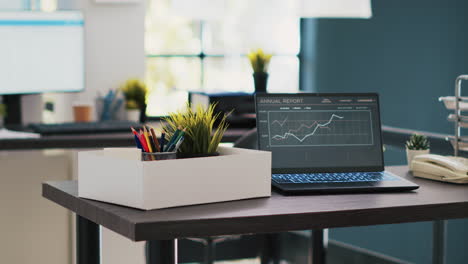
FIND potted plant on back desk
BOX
[120,78,148,122]
[163,104,230,158]
[248,48,272,93]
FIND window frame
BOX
[145,20,306,119]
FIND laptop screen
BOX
[255,93,384,173]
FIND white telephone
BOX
[411,154,468,184]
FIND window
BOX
[40,0,57,12]
[145,0,300,116]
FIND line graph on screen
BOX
[268,110,374,146]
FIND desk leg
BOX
[76,215,100,264]
[433,220,447,264]
[147,239,178,264]
[261,234,280,264]
[309,229,327,264]
[204,238,215,264]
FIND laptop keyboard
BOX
[272,172,397,184]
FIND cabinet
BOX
[0,150,72,264]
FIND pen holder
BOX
[142,151,177,161]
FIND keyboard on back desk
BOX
[29,121,142,135]
[272,172,397,184]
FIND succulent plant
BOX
[406,134,430,150]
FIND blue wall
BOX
[312,0,468,135]
[308,0,468,263]
[330,222,433,263]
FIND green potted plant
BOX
[406,134,430,168]
[248,48,272,93]
[0,103,6,127]
[120,78,148,122]
[163,104,229,158]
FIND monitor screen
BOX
[255,93,384,173]
[0,11,84,95]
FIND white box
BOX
[78,146,271,210]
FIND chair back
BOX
[233,128,258,150]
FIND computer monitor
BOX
[0,11,84,125]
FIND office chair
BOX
[233,128,258,150]
[172,129,277,264]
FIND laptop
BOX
[255,93,419,194]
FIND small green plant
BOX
[0,103,6,118]
[406,134,430,150]
[120,78,148,110]
[163,104,230,154]
[248,48,272,73]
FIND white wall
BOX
[101,227,146,264]
[42,0,146,123]
[0,0,24,10]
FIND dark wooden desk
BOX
[42,166,468,264]
[0,128,249,150]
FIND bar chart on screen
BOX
[267,110,374,147]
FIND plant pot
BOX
[126,109,141,122]
[406,148,430,170]
[142,151,177,161]
[139,104,147,123]
[253,72,269,93]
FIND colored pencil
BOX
[143,127,153,153]
[167,129,186,152]
[173,136,185,152]
[165,127,181,152]
[139,129,149,152]
[130,127,143,150]
[149,126,161,152]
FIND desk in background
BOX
[0,128,250,150]
[42,166,468,264]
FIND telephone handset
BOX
[411,154,468,184]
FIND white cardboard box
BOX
[78,146,271,210]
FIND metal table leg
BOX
[147,239,178,264]
[433,220,447,264]
[76,215,100,264]
[260,233,280,264]
[204,238,215,264]
[310,229,327,264]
